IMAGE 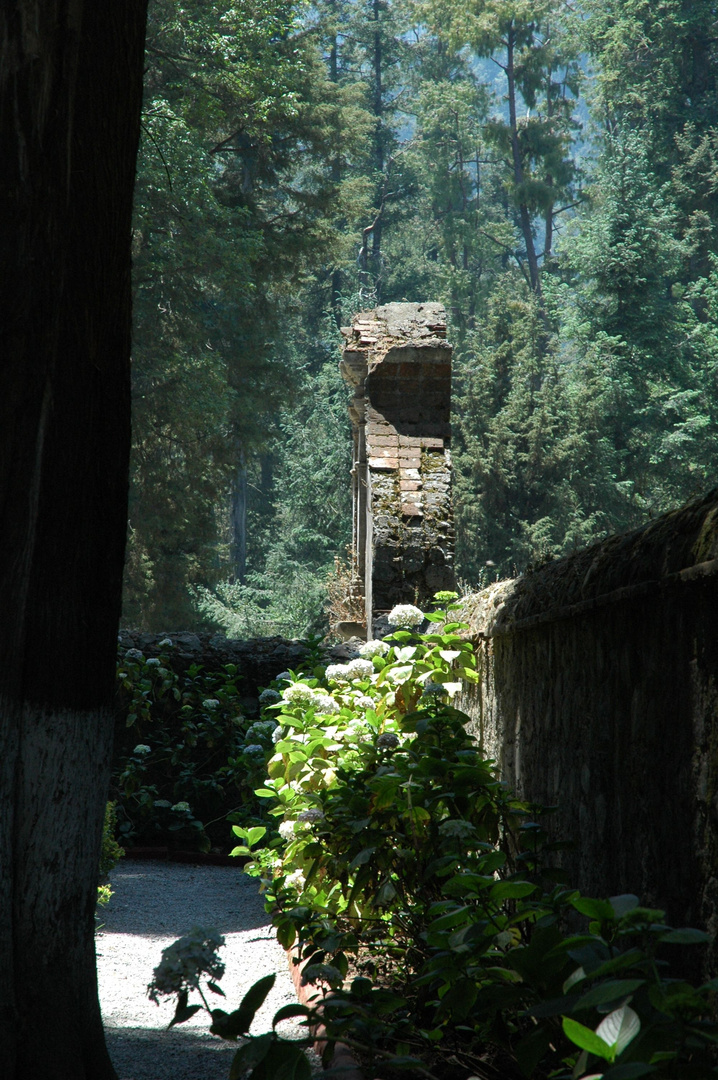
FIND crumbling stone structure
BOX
[340,302,454,637]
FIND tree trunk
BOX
[231,448,248,582]
[0,3,148,1078]
[506,24,542,298]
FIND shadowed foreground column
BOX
[340,302,454,638]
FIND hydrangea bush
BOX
[114,647,275,849]
[234,595,718,1080]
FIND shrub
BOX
[239,595,718,1079]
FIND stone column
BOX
[340,302,454,637]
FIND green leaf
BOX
[272,1003,310,1027]
[609,894,640,917]
[575,980,646,1011]
[348,847,377,871]
[247,826,267,847]
[229,1034,273,1079]
[562,1016,614,1061]
[602,1065,656,1079]
[596,1005,641,1056]
[659,928,710,944]
[254,1040,314,1079]
[489,880,537,901]
[219,974,277,1037]
[169,990,202,1028]
[572,897,616,922]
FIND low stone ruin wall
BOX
[458,489,718,958]
[116,630,324,716]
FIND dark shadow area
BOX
[105,1025,239,1080]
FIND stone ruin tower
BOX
[339,302,455,638]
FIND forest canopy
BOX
[123,0,718,633]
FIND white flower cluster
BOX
[359,639,389,658]
[278,820,296,840]
[352,694,376,710]
[158,638,173,648]
[313,693,341,714]
[145,657,161,667]
[387,604,424,628]
[124,648,144,661]
[272,725,285,744]
[202,698,220,710]
[346,658,374,680]
[171,801,191,813]
[438,818,477,840]
[282,683,317,707]
[133,744,151,755]
[324,663,350,682]
[147,927,225,1003]
[285,869,305,891]
[282,682,342,715]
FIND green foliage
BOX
[99,802,125,880]
[114,642,275,848]
[239,598,718,1079]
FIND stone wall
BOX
[458,489,718,956]
[340,302,454,637]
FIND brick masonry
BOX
[340,302,455,636]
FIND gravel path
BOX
[97,860,319,1080]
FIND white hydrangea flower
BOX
[387,604,424,628]
[312,693,341,714]
[124,648,144,661]
[283,682,317,707]
[359,639,389,658]
[158,638,173,648]
[171,801,191,813]
[285,869,305,891]
[145,657,161,667]
[271,725,285,744]
[353,694,376,710]
[324,663,350,682]
[346,658,374,680]
[117,671,128,679]
[133,744,151,755]
[202,698,220,710]
[278,820,296,840]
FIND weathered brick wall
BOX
[340,302,454,636]
[458,490,718,963]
